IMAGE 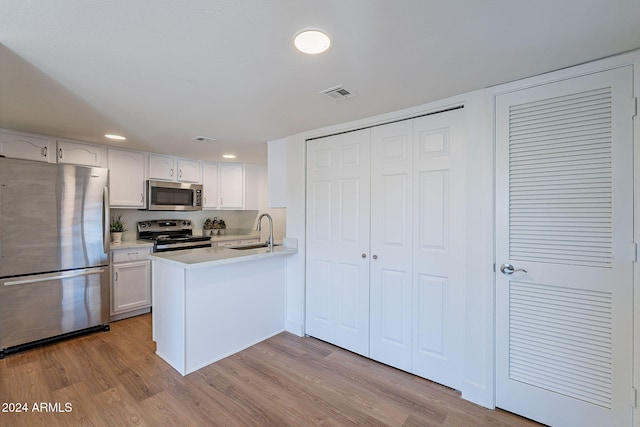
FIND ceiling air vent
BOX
[191,136,216,142]
[320,85,357,100]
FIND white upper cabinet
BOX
[218,163,244,209]
[201,162,219,209]
[0,129,55,163]
[148,154,200,182]
[56,139,107,167]
[148,154,176,181]
[177,159,200,182]
[202,162,260,210]
[108,149,146,208]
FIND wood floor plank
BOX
[0,314,541,426]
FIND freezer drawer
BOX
[0,267,109,350]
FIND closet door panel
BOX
[370,121,413,371]
[306,129,371,357]
[412,109,465,390]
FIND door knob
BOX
[500,263,527,275]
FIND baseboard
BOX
[461,380,494,409]
[285,320,304,337]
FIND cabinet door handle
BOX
[179,169,182,178]
[42,146,48,157]
[372,255,378,260]
[140,193,144,203]
[115,272,118,281]
[59,148,63,159]
[170,168,174,177]
[361,253,367,258]
[220,197,224,206]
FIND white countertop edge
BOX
[148,245,297,270]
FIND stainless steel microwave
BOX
[147,180,203,211]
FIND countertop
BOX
[148,238,298,270]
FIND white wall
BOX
[279,49,640,413]
[280,90,497,407]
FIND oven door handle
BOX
[155,241,212,251]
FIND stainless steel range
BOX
[137,220,212,252]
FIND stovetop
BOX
[137,219,212,251]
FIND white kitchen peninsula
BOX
[148,240,297,375]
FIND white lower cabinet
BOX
[306,109,465,390]
[111,246,151,321]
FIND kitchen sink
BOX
[227,243,281,250]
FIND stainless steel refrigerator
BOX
[0,156,110,357]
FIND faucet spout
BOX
[257,213,274,250]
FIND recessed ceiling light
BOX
[105,134,126,141]
[294,29,331,54]
[222,154,236,159]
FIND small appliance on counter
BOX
[0,157,111,358]
[137,220,212,252]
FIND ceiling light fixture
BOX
[294,29,331,54]
[222,154,236,159]
[105,134,126,141]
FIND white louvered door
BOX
[495,67,634,427]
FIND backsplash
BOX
[111,209,261,241]
[111,207,286,242]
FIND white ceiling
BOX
[1,1,639,164]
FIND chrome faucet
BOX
[257,213,274,250]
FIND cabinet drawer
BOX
[112,247,151,263]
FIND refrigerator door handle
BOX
[4,268,106,287]
[103,186,110,253]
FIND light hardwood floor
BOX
[0,314,540,426]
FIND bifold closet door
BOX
[369,120,414,371]
[306,129,371,357]
[411,109,465,390]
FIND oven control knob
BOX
[183,221,189,226]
